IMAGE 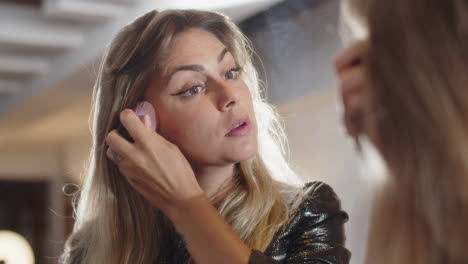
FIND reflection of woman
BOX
[60,9,350,264]
[336,0,468,263]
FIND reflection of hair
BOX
[60,9,305,263]
[344,0,468,263]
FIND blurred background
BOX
[0,0,374,263]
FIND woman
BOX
[335,0,468,263]
[60,9,350,264]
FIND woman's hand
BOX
[334,40,370,141]
[106,108,252,264]
[105,108,203,218]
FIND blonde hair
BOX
[61,9,305,264]
[343,0,468,263]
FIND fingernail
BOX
[143,114,152,128]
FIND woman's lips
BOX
[226,117,251,137]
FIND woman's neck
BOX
[191,163,236,200]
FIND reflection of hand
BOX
[105,109,203,218]
[334,40,369,140]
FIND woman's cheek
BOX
[158,110,201,142]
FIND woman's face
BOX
[144,28,258,167]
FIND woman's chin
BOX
[224,144,258,163]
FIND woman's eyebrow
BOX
[168,47,229,79]
[217,48,228,63]
[170,64,204,77]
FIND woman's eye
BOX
[225,67,241,80]
[179,85,204,96]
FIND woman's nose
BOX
[216,80,240,112]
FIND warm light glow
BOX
[0,230,34,264]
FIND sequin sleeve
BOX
[249,182,351,264]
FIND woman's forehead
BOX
[168,29,226,60]
[157,31,235,75]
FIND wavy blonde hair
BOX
[343,0,468,263]
[60,9,305,264]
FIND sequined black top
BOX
[169,181,351,264]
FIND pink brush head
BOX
[134,101,157,131]
[117,101,157,142]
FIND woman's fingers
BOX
[334,40,368,75]
[340,66,366,102]
[142,114,152,129]
[341,81,365,139]
[335,45,370,139]
[120,109,150,144]
[106,147,123,164]
[105,129,135,163]
[343,105,363,139]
